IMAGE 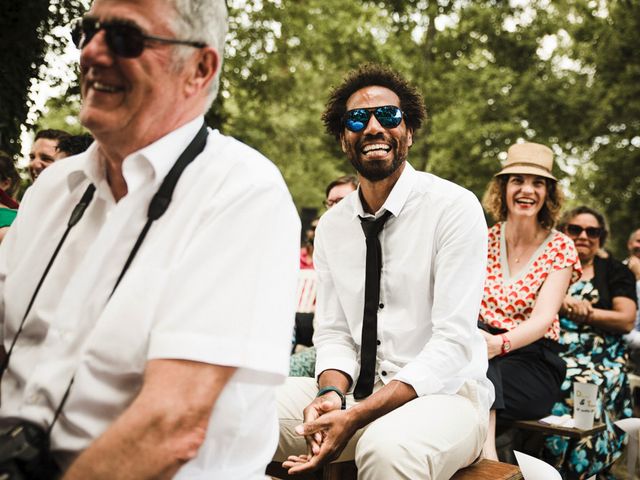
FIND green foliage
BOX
[562,0,640,257]
[0,0,88,157]
[206,0,598,208]
[17,0,634,255]
[34,87,85,134]
[212,0,410,208]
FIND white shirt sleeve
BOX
[147,182,300,380]
[313,222,359,385]
[0,187,35,345]
[393,191,488,396]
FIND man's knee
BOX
[355,424,433,479]
[353,394,485,479]
[276,376,317,419]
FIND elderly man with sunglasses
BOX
[0,0,299,479]
[273,64,493,479]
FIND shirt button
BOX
[379,303,384,309]
[376,340,381,346]
[381,371,387,376]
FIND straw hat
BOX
[495,142,556,180]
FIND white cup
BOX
[573,382,598,430]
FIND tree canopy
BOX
[5,0,637,256]
[0,0,87,156]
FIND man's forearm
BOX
[318,369,351,393]
[64,360,235,480]
[63,401,189,480]
[346,380,417,430]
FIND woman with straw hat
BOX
[478,142,581,459]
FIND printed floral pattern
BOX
[542,279,632,479]
[289,347,316,377]
[479,222,581,340]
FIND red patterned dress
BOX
[479,222,581,338]
[479,222,581,419]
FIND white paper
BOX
[514,450,562,480]
[539,414,574,428]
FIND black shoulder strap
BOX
[1,122,209,436]
[0,184,96,376]
[52,122,209,434]
[111,122,208,294]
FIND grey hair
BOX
[168,0,228,109]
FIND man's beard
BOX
[346,134,409,182]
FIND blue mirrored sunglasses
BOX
[343,105,404,132]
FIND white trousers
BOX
[273,377,489,480]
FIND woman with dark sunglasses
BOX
[542,206,636,479]
[478,142,581,461]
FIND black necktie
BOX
[354,210,393,399]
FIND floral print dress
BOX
[542,255,637,479]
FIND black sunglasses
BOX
[343,105,404,132]
[71,17,206,58]
[566,224,603,239]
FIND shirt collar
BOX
[66,116,205,196]
[350,162,417,220]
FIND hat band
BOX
[505,161,552,174]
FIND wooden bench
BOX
[510,419,606,439]
[496,418,607,465]
[267,459,522,479]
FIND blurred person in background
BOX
[56,133,94,158]
[300,175,358,270]
[0,151,21,242]
[623,228,640,280]
[543,206,636,479]
[622,228,640,386]
[28,128,71,180]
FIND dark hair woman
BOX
[0,151,20,243]
[542,206,636,479]
[478,142,581,460]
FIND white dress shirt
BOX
[0,116,300,479]
[313,162,494,411]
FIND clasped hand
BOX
[562,297,593,324]
[282,392,357,474]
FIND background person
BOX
[300,218,318,270]
[299,175,358,271]
[56,133,94,157]
[324,174,358,209]
[623,228,640,358]
[479,142,580,460]
[623,228,640,281]
[0,151,20,242]
[28,128,71,180]
[542,206,636,479]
